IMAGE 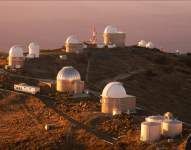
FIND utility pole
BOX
[86,58,90,82]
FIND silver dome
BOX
[57,66,81,82]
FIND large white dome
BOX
[104,25,117,33]
[57,66,81,82]
[66,36,78,43]
[102,82,127,98]
[9,46,23,57]
[29,42,39,49]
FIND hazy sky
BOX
[0,1,191,53]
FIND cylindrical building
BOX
[147,116,167,134]
[65,36,83,53]
[100,82,136,114]
[141,122,161,142]
[163,120,182,138]
[28,42,40,58]
[103,25,126,48]
[56,66,84,93]
[8,46,24,68]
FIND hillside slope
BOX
[2,46,191,124]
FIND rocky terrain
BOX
[0,90,112,150]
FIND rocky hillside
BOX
[2,46,191,124]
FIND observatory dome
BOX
[104,25,117,33]
[29,43,39,49]
[57,66,81,82]
[102,82,127,98]
[9,46,23,57]
[66,36,78,43]
[146,42,154,49]
[138,40,146,47]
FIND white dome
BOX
[66,36,78,43]
[29,42,39,49]
[146,42,154,49]
[176,50,181,53]
[102,82,127,98]
[104,25,117,33]
[9,46,23,57]
[138,40,146,47]
[28,42,40,57]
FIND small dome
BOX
[104,25,117,33]
[29,42,39,49]
[176,50,181,53]
[57,66,81,82]
[146,42,154,49]
[66,36,78,43]
[102,82,127,98]
[138,40,146,47]
[9,45,23,57]
[163,120,182,124]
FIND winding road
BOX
[34,95,114,144]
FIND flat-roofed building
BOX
[14,83,40,94]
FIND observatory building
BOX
[27,43,40,58]
[138,40,146,47]
[65,36,83,53]
[176,50,181,55]
[103,25,126,48]
[100,82,136,114]
[8,45,24,68]
[56,66,84,93]
[146,42,155,49]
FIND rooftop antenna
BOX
[90,27,97,44]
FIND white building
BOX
[27,42,40,58]
[176,50,181,55]
[141,122,161,142]
[146,42,155,49]
[65,36,83,53]
[146,116,167,134]
[8,45,24,68]
[103,25,126,48]
[57,66,84,93]
[138,40,146,47]
[100,82,136,114]
[163,120,182,138]
[14,83,40,94]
